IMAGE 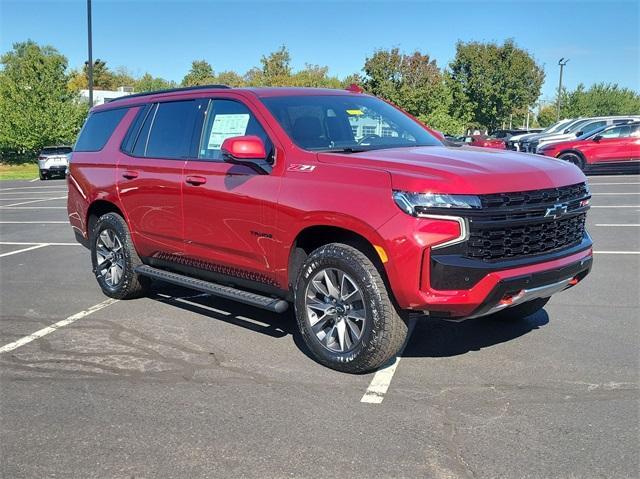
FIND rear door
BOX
[117,99,205,259]
[590,125,633,163]
[181,96,282,285]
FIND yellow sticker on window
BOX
[346,109,364,116]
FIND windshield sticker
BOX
[208,114,250,149]
[346,109,364,116]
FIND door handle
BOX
[122,170,139,179]
[185,175,207,186]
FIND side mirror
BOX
[592,135,602,142]
[575,131,583,137]
[221,135,270,174]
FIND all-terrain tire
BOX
[90,212,150,299]
[294,243,408,374]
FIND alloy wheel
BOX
[305,268,367,353]
[95,228,125,287]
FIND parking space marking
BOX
[361,320,416,404]
[593,251,640,254]
[29,178,39,182]
[591,193,640,196]
[0,299,118,354]
[0,206,67,209]
[0,243,49,258]
[0,241,79,246]
[0,190,67,195]
[595,224,640,227]
[0,221,68,224]
[3,196,67,207]
[591,205,640,208]
[0,185,68,191]
[588,182,640,186]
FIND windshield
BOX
[563,119,591,133]
[260,94,442,152]
[544,119,571,134]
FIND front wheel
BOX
[90,212,150,299]
[294,243,408,373]
[558,152,585,170]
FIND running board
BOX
[135,265,289,313]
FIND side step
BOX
[135,265,289,313]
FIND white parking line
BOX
[0,190,67,195]
[591,193,640,196]
[0,241,79,246]
[0,221,68,224]
[0,299,118,354]
[593,251,640,254]
[591,206,640,208]
[0,206,67,209]
[29,178,39,183]
[588,182,640,186]
[361,320,416,404]
[595,224,640,227]
[3,196,67,207]
[0,243,49,258]
[0,185,68,191]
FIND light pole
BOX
[556,58,569,121]
[87,0,93,106]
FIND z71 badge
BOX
[287,164,316,172]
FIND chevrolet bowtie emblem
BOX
[544,203,568,219]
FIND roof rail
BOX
[107,84,231,103]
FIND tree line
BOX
[1,40,638,162]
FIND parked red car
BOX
[68,85,592,373]
[463,135,506,149]
[538,122,640,171]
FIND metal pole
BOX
[87,0,93,106]
[556,58,569,121]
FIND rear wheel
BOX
[39,170,47,181]
[90,212,150,299]
[488,297,549,321]
[294,243,408,373]
[559,152,585,170]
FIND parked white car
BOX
[506,118,575,151]
[38,146,72,180]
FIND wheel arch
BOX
[557,149,587,165]
[86,200,126,240]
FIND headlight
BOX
[393,191,481,216]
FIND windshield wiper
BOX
[317,147,370,154]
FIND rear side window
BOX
[75,108,128,152]
[132,100,200,159]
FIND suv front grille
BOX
[467,213,586,260]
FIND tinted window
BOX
[600,125,631,138]
[199,99,273,161]
[144,100,199,159]
[41,147,72,155]
[261,95,441,151]
[75,108,128,152]
[121,105,151,154]
[580,121,606,135]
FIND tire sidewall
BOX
[90,213,138,298]
[294,246,387,369]
[559,152,584,170]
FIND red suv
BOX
[68,85,592,373]
[538,122,640,172]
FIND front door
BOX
[181,97,281,287]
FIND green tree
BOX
[259,45,291,84]
[537,104,557,127]
[448,39,545,131]
[83,59,116,90]
[291,64,342,88]
[135,73,176,92]
[214,70,245,87]
[361,48,464,134]
[560,82,640,117]
[181,60,215,86]
[0,41,87,161]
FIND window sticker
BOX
[346,109,364,116]
[208,113,250,149]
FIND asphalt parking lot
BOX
[1,175,638,478]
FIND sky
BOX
[1,0,638,101]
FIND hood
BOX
[317,146,585,194]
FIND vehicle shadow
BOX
[403,310,550,358]
[147,282,549,362]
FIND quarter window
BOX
[75,108,128,152]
